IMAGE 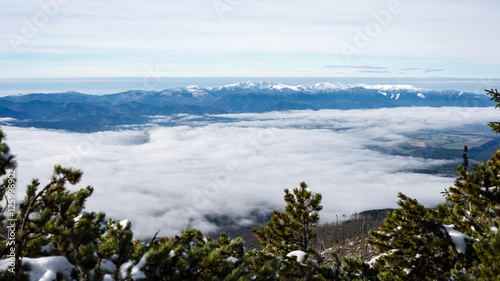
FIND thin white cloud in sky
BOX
[3,107,497,238]
[0,0,499,78]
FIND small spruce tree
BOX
[9,165,106,280]
[368,193,460,281]
[252,182,336,280]
[252,182,322,257]
[445,150,500,239]
[441,88,500,279]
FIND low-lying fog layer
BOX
[3,107,497,238]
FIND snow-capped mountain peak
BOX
[207,81,359,94]
[358,84,423,92]
[206,81,429,94]
[209,81,301,92]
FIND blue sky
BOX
[1,0,499,78]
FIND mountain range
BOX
[0,81,495,132]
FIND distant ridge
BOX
[0,81,494,132]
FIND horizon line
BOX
[1,76,499,81]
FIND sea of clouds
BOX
[2,106,497,238]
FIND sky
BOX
[3,107,497,238]
[1,0,499,79]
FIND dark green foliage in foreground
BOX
[442,149,500,280]
[14,166,106,280]
[0,128,15,176]
[446,151,500,239]
[331,253,378,281]
[253,182,322,257]
[361,89,500,280]
[251,182,336,280]
[130,228,279,281]
[475,228,500,281]
[368,194,462,281]
[0,128,17,280]
[98,219,135,268]
[487,88,500,134]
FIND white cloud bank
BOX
[2,107,497,237]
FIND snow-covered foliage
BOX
[286,250,308,264]
[119,256,146,280]
[0,256,74,281]
[441,224,475,254]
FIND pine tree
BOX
[445,150,500,239]
[252,182,336,280]
[441,88,500,279]
[368,193,461,281]
[10,165,106,280]
[486,89,500,134]
[253,182,322,257]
